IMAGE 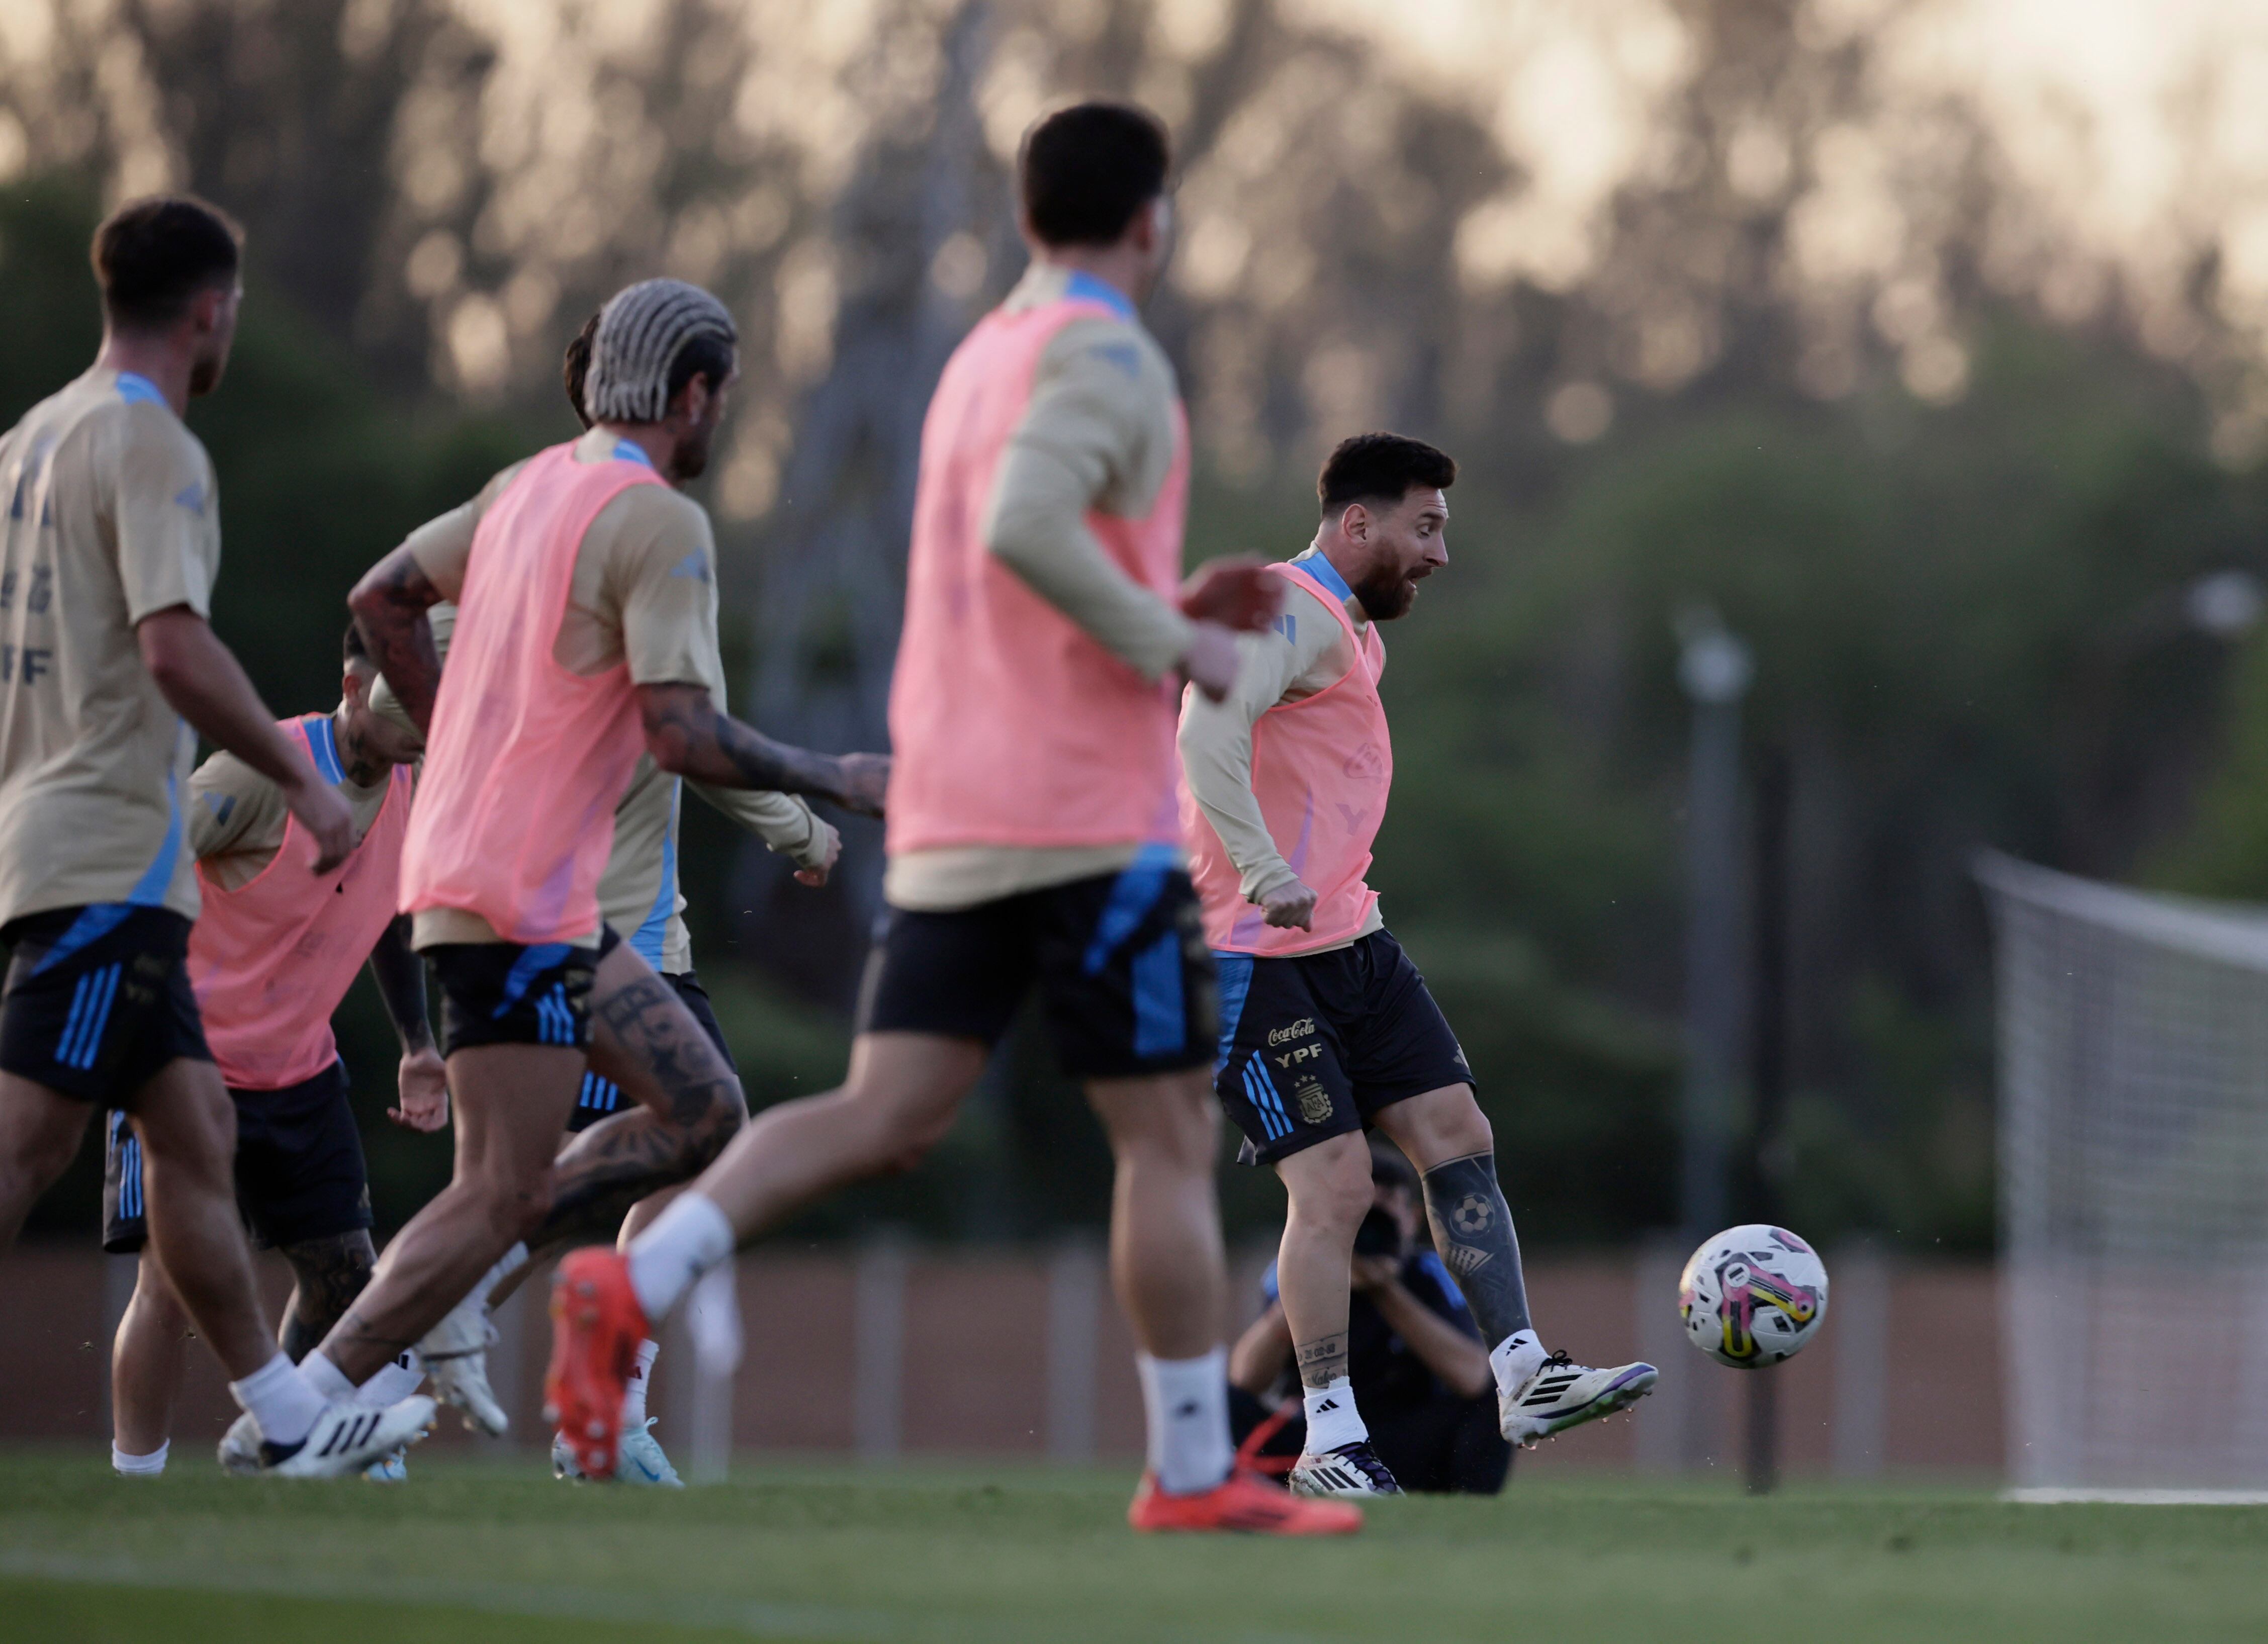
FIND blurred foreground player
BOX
[1180,433,1656,1498]
[298,279,885,1419]
[0,196,431,1475]
[548,102,1355,1535]
[107,623,443,1479]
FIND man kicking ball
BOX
[1179,432,1656,1497]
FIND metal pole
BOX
[1676,612,1752,1473]
[1744,745,1790,1496]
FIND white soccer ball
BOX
[1677,1224,1830,1368]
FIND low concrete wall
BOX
[0,1242,1999,1477]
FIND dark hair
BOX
[563,309,600,428]
[1018,102,1171,248]
[1318,432,1457,517]
[92,195,243,330]
[665,333,735,408]
[343,619,370,666]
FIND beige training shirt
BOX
[402,428,727,948]
[0,368,220,926]
[1176,546,1385,953]
[884,261,1195,913]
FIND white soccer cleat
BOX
[1499,1350,1658,1447]
[555,1419,684,1487]
[219,1413,263,1476]
[420,1290,509,1437]
[1289,1441,1401,1498]
[247,1396,437,1479]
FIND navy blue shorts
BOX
[567,968,737,1132]
[1213,929,1472,1165]
[0,903,209,1104]
[857,849,1218,1079]
[429,928,620,1056]
[102,1057,372,1254]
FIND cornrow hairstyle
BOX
[582,278,738,425]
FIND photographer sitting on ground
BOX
[1228,1136,1513,1495]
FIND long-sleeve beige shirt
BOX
[885,261,1197,912]
[1177,547,1386,953]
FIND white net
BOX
[1979,852,2268,1495]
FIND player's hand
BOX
[832,752,891,819]
[1180,558,1280,632]
[287,778,356,873]
[389,1046,449,1132]
[795,819,843,887]
[1259,878,1317,931]
[1350,1255,1399,1295]
[1178,620,1241,702]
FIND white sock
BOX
[228,1352,326,1447]
[1135,1347,1234,1496]
[112,1441,168,1477]
[300,1350,356,1404]
[1490,1329,1545,1397]
[626,1194,735,1323]
[355,1349,425,1409]
[1301,1376,1367,1455]
[620,1338,661,1426]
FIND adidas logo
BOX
[314,1411,386,1458]
[1313,1397,1339,1412]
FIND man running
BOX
[546,102,1357,1535]
[1179,432,1657,1498]
[107,622,443,1479]
[0,195,431,1476]
[343,320,840,1485]
[292,278,886,1420]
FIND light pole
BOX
[1677,611,1753,1247]
[1676,609,1752,1474]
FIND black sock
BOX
[1419,1151,1531,1344]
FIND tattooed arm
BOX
[346,545,446,734]
[368,915,447,1132]
[637,682,889,817]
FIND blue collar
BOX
[1294,548,1355,606]
[610,437,656,471]
[1063,270,1138,322]
[115,372,168,409]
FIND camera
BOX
[1353,1204,1404,1259]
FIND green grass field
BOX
[6,1451,2266,1643]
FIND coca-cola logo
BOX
[1267,1017,1315,1046]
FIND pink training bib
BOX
[400,441,659,942]
[1184,559,1392,955]
[886,287,1192,857]
[187,715,413,1089]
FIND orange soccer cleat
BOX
[545,1248,650,1480]
[1126,1469,1364,1535]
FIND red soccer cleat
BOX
[544,1249,649,1480]
[1126,1469,1364,1535]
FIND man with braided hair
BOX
[340,311,843,1486]
[279,279,887,1424]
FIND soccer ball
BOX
[1677,1224,1830,1368]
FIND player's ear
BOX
[1339,502,1369,543]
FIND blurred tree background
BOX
[6,0,2266,1256]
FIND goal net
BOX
[1979,852,2268,1499]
